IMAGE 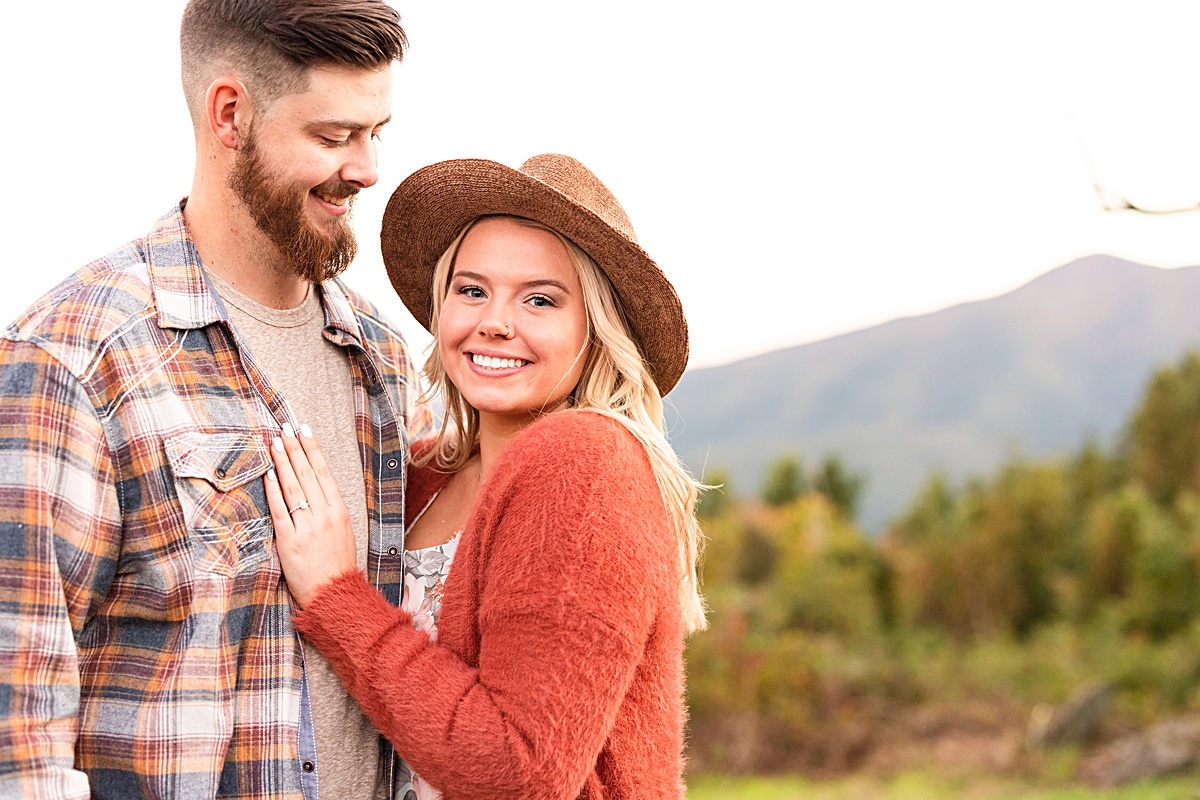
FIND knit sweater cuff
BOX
[293,570,406,672]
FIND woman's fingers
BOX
[270,430,309,515]
[297,424,347,511]
[278,423,324,513]
[265,422,359,609]
[264,466,293,533]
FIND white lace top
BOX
[395,503,459,800]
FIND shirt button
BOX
[386,458,399,471]
[215,468,226,479]
[388,546,399,556]
[302,760,315,773]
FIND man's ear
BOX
[205,76,252,151]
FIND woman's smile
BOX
[468,351,531,371]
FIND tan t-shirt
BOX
[207,269,383,800]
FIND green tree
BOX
[961,461,1070,638]
[1123,497,1200,639]
[1126,350,1200,506]
[890,461,1072,639]
[746,496,887,639]
[761,455,806,507]
[1068,438,1127,517]
[1078,487,1145,613]
[696,470,733,519]
[812,454,865,520]
[888,474,977,636]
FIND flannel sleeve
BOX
[0,338,122,799]
[401,352,435,445]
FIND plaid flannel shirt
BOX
[0,203,433,799]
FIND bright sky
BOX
[7,1,1200,368]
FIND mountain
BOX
[666,256,1200,531]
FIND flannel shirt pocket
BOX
[164,430,273,579]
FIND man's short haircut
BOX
[180,0,407,127]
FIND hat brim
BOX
[380,158,688,394]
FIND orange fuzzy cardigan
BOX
[293,410,686,799]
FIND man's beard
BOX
[228,131,359,284]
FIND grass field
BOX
[687,774,1200,799]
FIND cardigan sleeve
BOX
[294,411,677,800]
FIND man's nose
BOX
[342,140,379,189]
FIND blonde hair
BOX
[420,216,707,633]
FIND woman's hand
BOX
[264,423,359,608]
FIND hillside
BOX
[667,255,1200,530]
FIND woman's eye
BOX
[528,294,555,308]
[458,286,486,299]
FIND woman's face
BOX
[438,217,591,428]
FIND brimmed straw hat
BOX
[380,153,689,395]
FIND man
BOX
[0,1,430,798]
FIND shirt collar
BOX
[317,280,367,349]
[146,200,366,349]
[146,201,224,330]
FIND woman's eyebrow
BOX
[451,272,572,294]
[522,279,571,293]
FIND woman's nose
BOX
[478,318,514,340]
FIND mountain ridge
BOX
[667,255,1200,530]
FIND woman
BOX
[264,154,705,799]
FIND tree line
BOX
[684,349,1200,774]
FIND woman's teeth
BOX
[472,354,528,370]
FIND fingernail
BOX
[267,468,277,482]
[282,423,295,438]
[300,423,313,439]
[273,437,284,452]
